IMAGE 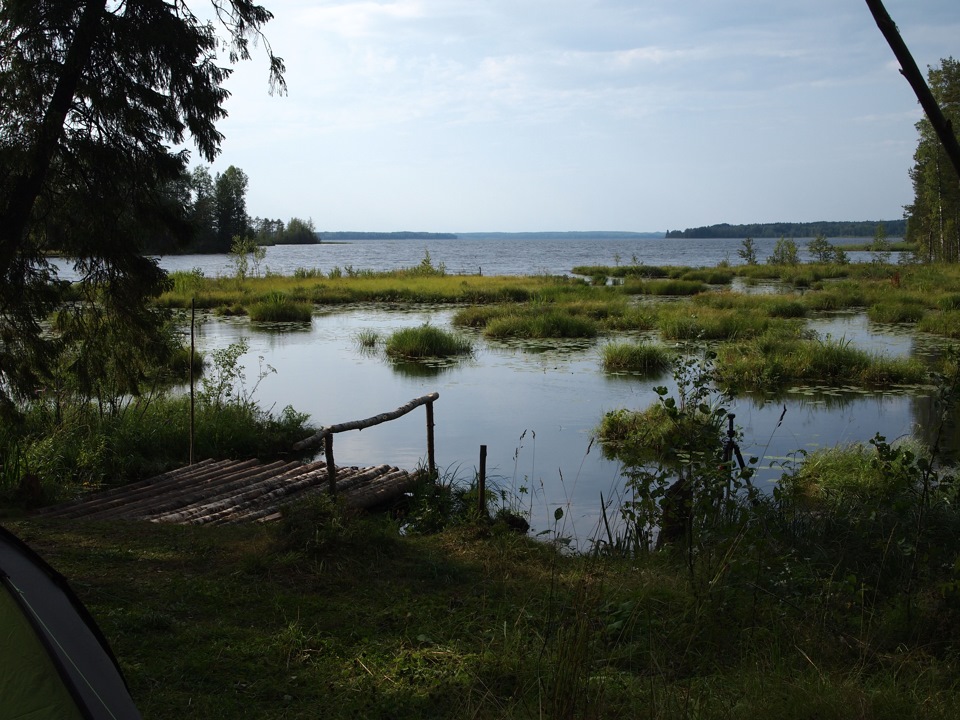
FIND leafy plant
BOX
[601,353,757,562]
[738,236,759,265]
[807,233,835,263]
[767,236,800,266]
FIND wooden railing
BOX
[292,392,439,493]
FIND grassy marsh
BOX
[714,333,929,391]
[384,325,473,359]
[600,341,672,374]
[16,424,960,720]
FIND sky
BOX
[201,0,960,233]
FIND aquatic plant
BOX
[385,324,473,359]
[622,278,707,296]
[600,342,672,375]
[247,294,313,322]
[483,309,598,339]
[714,332,928,390]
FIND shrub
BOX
[767,237,800,266]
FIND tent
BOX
[0,524,142,719]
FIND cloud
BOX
[208,0,960,230]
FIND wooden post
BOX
[189,299,195,466]
[478,445,487,518]
[426,400,436,477]
[324,433,336,494]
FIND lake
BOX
[148,235,879,279]
[157,236,946,546]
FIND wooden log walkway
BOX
[35,458,420,525]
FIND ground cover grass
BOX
[158,269,590,313]
[10,468,960,720]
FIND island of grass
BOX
[385,324,473,359]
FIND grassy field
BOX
[7,256,960,717]
[9,489,960,720]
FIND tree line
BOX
[904,57,960,262]
[666,220,907,239]
[146,164,318,254]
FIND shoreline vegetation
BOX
[8,249,960,718]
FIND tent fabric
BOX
[0,525,142,719]
[0,582,85,720]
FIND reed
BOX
[384,324,473,358]
[675,268,734,285]
[571,264,669,278]
[867,302,926,324]
[623,278,707,296]
[600,342,672,374]
[247,294,313,322]
[715,333,928,390]
[657,305,775,341]
[919,310,960,338]
[484,309,598,339]
[354,329,381,349]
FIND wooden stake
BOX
[478,445,487,518]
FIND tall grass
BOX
[657,305,777,341]
[715,333,928,390]
[918,311,960,338]
[247,294,313,322]
[867,302,926,324]
[484,310,598,339]
[623,278,707,296]
[601,342,672,374]
[384,324,473,359]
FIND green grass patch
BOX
[483,309,598,339]
[675,268,734,285]
[596,402,724,464]
[9,422,960,719]
[623,278,707,296]
[867,302,927,324]
[571,264,669,278]
[657,305,778,341]
[714,333,928,391]
[247,294,313,322]
[1,397,311,505]
[384,324,473,359]
[918,311,960,338]
[600,342,672,375]
[354,329,381,349]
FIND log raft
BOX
[36,393,441,525]
[36,459,422,525]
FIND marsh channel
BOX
[153,237,956,545]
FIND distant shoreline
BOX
[666,220,906,239]
[317,231,666,241]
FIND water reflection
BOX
[182,305,950,544]
[389,359,469,378]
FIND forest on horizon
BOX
[666,219,907,239]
